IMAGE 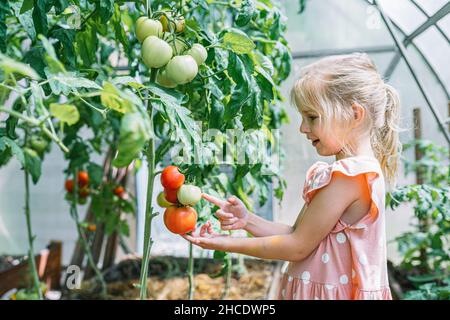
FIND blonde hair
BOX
[291,53,402,186]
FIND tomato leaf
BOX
[0,53,40,80]
[221,29,255,54]
[96,0,114,24]
[101,81,137,114]
[0,1,9,53]
[0,136,25,167]
[20,0,34,14]
[32,0,48,36]
[49,103,80,125]
[50,27,76,67]
[24,147,42,184]
[113,112,151,168]
[235,0,256,27]
[76,24,98,67]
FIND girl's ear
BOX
[351,103,365,127]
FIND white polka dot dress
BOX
[277,156,393,300]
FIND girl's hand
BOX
[202,193,249,231]
[181,221,230,251]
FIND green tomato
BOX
[157,69,177,88]
[166,55,198,85]
[187,43,208,66]
[136,16,147,28]
[136,18,163,43]
[177,185,202,206]
[157,191,174,207]
[141,36,173,68]
[30,136,48,153]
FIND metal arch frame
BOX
[383,1,450,99]
[372,0,450,144]
[290,0,450,144]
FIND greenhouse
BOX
[0,0,448,304]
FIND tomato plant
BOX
[0,0,291,300]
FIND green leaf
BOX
[101,81,136,114]
[0,1,9,52]
[147,82,187,105]
[112,4,129,53]
[24,147,42,184]
[0,136,25,166]
[222,29,256,54]
[49,103,80,125]
[39,35,67,74]
[0,53,40,80]
[87,162,103,186]
[209,98,224,129]
[47,74,101,95]
[235,0,256,27]
[113,112,151,168]
[96,0,114,24]
[50,28,76,67]
[20,0,34,14]
[32,0,48,36]
[75,24,98,67]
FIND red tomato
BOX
[164,188,178,204]
[65,179,74,193]
[161,166,185,190]
[114,186,125,198]
[163,206,197,234]
[78,171,89,187]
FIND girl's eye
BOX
[308,116,317,121]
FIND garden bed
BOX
[65,256,279,300]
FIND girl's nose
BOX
[300,120,309,133]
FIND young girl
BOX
[182,53,401,300]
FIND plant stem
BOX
[221,253,232,299]
[70,170,107,295]
[24,171,43,300]
[188,242,195,299]
[138,68,158,300]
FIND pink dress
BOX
[277,156,392,300]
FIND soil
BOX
[65,256,277,300]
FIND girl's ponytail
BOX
[372,84,402,187]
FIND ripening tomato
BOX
[187,43,208,66]
[177,184,202,206]
[141,36,173,68]
[157,68,177,88]
[136,17,163,43]
[78,187,90,198]
[161,165,185,189]
[163,206,197,234]
[65,179,74,193]
[114,186,125,198]
[157,191,175,207]
[166,55,198,85]
[164,188,178,204]
[78,171,89,187]
[87,224,97,232]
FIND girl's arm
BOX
[185,172,363,261]
[202,193,296,237]
[243,205,306,237]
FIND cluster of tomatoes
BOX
[65,171,90,203]
[157,165,200,235]
[135,12,208,88]
[64,171,126,205]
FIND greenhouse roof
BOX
[290,0,450,144]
